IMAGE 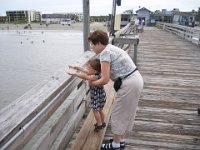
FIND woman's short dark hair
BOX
[88,30,109,45]
[88,58,101,73]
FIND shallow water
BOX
[0,30,84,110]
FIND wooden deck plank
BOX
[71,81,115,150]
[105,133,200,150]
[103,27,200,149]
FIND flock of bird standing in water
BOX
[17,31,45,44]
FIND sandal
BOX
[94,122,106,128]
[101,143,120,150]
[109,139,125,149]
[94,125,103,132]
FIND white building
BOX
[136,7,151,22]
[6,10,41,23]
[73,12,83,21]
[41,13,83,24]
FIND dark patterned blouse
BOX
[90,73,106,111]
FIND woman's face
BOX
[90,42,100,54]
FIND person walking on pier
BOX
[88,30,144,150]
[66,58,106,132]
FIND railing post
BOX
[134,39,139,66]
[83,0,90,51]
[110,0,116,35]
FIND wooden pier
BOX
[103,26,200,150]
[0,23,200,150]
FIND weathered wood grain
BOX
[71,81,115,150]
[103,27,200,149]
[0,51,95,149]
[28,84,88,150]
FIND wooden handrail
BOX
[114,22,135,38]
[157,22,200,45]
[113,36,139,65]
[0,51,95,150]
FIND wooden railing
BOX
[0,23,139,150]
[113,22,139,65]
[114,22,135,38]
[157,22,200,45]
[0,51,95,150]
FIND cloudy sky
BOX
[0,0,199,16]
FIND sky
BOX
[0,0,199,16]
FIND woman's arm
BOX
[91,61,110,86]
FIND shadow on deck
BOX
[103,27,200,150]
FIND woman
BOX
[88,30,144,150]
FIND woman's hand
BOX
[88,80,93,87]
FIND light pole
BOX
[83,0,90,51]
[110,0,121,36]
[110,0,116,35]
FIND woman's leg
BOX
[113,134,121,143]
[101,134,121,149]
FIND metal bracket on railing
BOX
[77,99,88,111]
[76,80,90,111]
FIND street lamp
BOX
[116,0,121,6]
[110,0,121,36]
[83,0,90,51]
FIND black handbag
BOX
[113,68,138,92]
[114,77,122,92]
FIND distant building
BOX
[151,9,173,24]
[198,7,200,15]
[35,11,41,22]
[107,13,132,31]
[42,13,83,24]
[136,7,151,23]
[146,8,196,27]
[73,12,83,21]
[55,12,83,21]
[6,10,41,23]
[120,13,132,27]
[172,11,195,26]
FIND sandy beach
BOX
[0,22,108,31]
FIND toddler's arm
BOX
[68,65,89,74]
[66,71,97,81]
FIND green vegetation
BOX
[196,15,200,22]
[90,16,108,22]
[13,19,27,24]
[196,7,200,25]
[31,20,41,23]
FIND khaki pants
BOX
[111,71,143,135]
